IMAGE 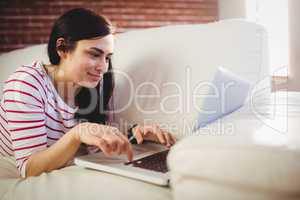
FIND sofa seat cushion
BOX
[0,156,171,200]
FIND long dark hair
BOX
[47,8,115,124]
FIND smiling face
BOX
[61,34,114,88]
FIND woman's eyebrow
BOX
[89,47,113,56]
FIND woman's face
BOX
[62,34,114,88]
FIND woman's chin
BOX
[78,80,100,88]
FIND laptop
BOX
[74,142,170,186]
[193,66,252,131]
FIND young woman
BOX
[0,8,176,178]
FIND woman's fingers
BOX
[116,138,124,155]
[104,129,134,161]
[115,133,133,161]
[170,133,177,144]
[164,131,176,146]
[133,126,144,144]
[105,136,118,152]
[118,133,133,161]
[125,141,133,161]
[143,125,166,145]
[163,132,172,147]
[152,125,166,145]
[142,125,176,147]
[77,123,133,161]
[94,137,112,156]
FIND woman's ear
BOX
[56,38,67,59]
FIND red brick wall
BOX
[0,0,218,53]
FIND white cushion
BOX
[167,92,300,199]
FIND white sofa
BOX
[0,19,299,200]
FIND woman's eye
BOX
[105,57,110,62]
[90,52,99,58]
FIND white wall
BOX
[218,0,300,91]
[288,0,300,91]
[218,0,247,20]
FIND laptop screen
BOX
[193,67,252,131]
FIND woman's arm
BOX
[25,129,80,177]
[25,123,133,177]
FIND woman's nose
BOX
[95,57,108,71]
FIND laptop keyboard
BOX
[124,150,169,173]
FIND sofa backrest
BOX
[111,19,269,137]
[0,19,269,138]
[0,44,49,94]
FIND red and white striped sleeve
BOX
[3,67,47,178]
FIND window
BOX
[246,0,289,76]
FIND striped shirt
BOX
[0,61,79,177]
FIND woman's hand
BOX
[132,124,176,147]
[72,122,133,161]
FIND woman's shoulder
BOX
[3,61,49,95]
[5,61,48,83]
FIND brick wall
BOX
[0,0,218,53]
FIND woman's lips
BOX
[87,72,101,81]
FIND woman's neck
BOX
[45,64,81,108]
